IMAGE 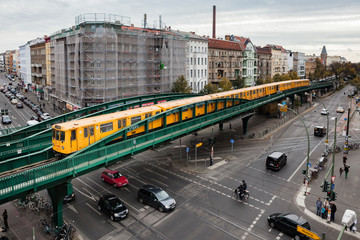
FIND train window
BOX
[55,130,60,141]
[247,92,249,96]
[84,128,88,138]
[122,119,126,128]
[52,129,55,139]
[118,120,122,129]
[71,130,76,140]
[156,111,160,114]
[197,105,203,109]
[253,90,256,94]
[100,122,113,133]
[131,115,141,124]
[235,94,239,98]
[60,131,65,141]
[145,113,152,118]
[90,126,94,136]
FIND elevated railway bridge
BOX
[0,81,332,226]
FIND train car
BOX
[52,105,163,155]
[53,79,310,155]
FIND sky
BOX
[1,0,360,62]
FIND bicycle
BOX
[335,145,341,153]
[55,223,76,240]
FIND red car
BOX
[101,170,128,187]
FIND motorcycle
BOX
[234,189,249,202]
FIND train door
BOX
[84,126,95,146]
[70,129,78,152]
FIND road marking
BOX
[146,168,168,178]
[85,202,101,215]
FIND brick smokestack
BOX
[212,5,216,39]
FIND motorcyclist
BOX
[242,180,247,191]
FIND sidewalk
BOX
[299,101,360,239]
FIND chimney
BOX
[212,5,216,39]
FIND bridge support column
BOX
[219,121,223,130]
[242,115,252,135]
[47,182,69,227]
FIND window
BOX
[84,128,88,138]
[191,57,193,65]
[191,70,193,78]
[201,58,203,65]
[198,58,200,65]
[198,70,200,78]
[145,113,152,118]
[100,122,113,133]
[123,119,126,128]
[71,130,76,140]
[118,120,122,129]
[131,115,141,124]
[201,70,203,77]
[205,58,207,65]
[90,126,94,136]
[55,130,59,140]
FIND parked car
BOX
[98,194,128,221]
[30,116,40,121]
[268,213,311,240]
[137,185,176,212]
[320,108,329,115]
[101,170,128,188]
[40,113,51,120]
[11,98,18,104]
[2,115,12,124]
[16,102,23,108]
[26,120,39,126]
[336,107,345,113]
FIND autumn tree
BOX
[171,75,192,93]
[232,75,245,89]
[288,70,300,79]
[264,76,272,83]
[272,74,282,82]
[350,75,360,93]
[255,78,264,85]
[218,77,233,92]
[200,83,218,94]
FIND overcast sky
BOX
[1,0,360,62]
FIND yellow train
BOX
[52,79,309,155]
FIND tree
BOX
[255,78,264,85]
[314,58,327,80]
[264,76,272,83]
[232,75,245,89]
[171,75,192,93]
[200,83,218,94]
[328,62,356,88]
[272,74,282,82]
[280,74,291,81]
[350,75,360,93]
[219,77,233,92]
[288,70,300,79]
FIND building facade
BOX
[0,53,4,71]
[207,38,242,85]
[174,31,208,93]
[231,36,257,86]
[30,39,46,99]
[4,50,15,75]
[287,50,293,72]
[19,43,32,88]
[305,59,316,79]
[293,52,305,78]
[256,47,272,81]
[50,13,186,110]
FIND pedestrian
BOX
[343,155,347,167]
[344,164,350,179]
[2,209,8,230]
[322,200,329,219]
[330,202,337,221]
[316,198,322,216]
[339,167,343,176]
[43,103,45,108]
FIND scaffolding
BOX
[50,13,186,109]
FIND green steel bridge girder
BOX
[0,84,323,204]
[0,93,200,144]
[0,94,201,161]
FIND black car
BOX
[2,115,12,124]
[16,102,23,108]
[98,194,128,221]
[137,185,176,212]
[268,213,311,240]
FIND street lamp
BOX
[278,103,310,187]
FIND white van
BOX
[27,120,39,126]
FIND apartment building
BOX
[174,30,208,93]
[208,38,242,85]
[293,52,305,78]
[50,13,186,110]
[256,47,272,81]
[4,50,15,75]
[0,53,4,71]
[228,36,257,86]
[30,38,46,99]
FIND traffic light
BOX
[302,169,306,175]
[322,181,329,192]
[327,191,331,199]
[331,191,337,201]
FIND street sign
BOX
[307,163,311,167]
[196,142,202,148]
[186,147,189,152]
[344,118,347,121]
[230,139,234,144]
[331,176,336,183]
[297,225,320,240]
[331,183,335,190]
